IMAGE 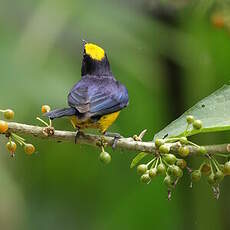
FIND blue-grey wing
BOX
[68,82,90,113]
[68,76,129,117]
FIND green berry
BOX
[155,138,165,148]
[157,163,166,175]
[198,146,207,155]
[224,161,230,175]
[159,145,170,154]
[149,168,157,178]
[99,151,111,164]
[3,109,14,120]
[186,115,195,124]
[193,119,203,130]
[178,146,190,157]
[215,170,224,183]
[207,174,216,185]
[167,165,174,176]
[163,175,174,189]
[176,159,187,169]
[180,137,187,144]
[137,164,147,174]
[191,170,201,182]
[140,173,151,184]
[164,154,177,165]
[172,165,183,178]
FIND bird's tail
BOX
[44,108,76,120]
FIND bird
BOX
[45,41,129,144]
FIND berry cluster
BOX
[0,109,35,157]
[133,115,230,199]
[136,141,188,200]
[190,155,230,199]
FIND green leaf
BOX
[130,152,148,168]
[154,84,230,140]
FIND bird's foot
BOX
[75,130,85,144]
[104,132,123,149]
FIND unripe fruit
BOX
[180,137,187,144]
[167,165,174,176]
[172,165,183,178]
[164,154,177,165]
[41,105,51,114]
[201,163,211,176]
[176,159,187,169]
[149,168,157,178]
[99,151,111,164]
[193,120,202,130]
[137,164,148,174]
[186,115,194,124]
[24,144,35,155]
[207,174,216,185]
[157,163,166,175]
[159,145,170,154]
[6,141,17,153]
[215,170,224,183]
[224,161,230,175]
[0,120,8,133]
[178,146,190,157]
[198,146,207,155]
[140,173,151,184]
[191,170,201,182]
[155,138,165,148]
[3,109,14,120]
[163,175,174,189]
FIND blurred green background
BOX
[1,0,230,229]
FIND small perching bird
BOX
[45,41,129,140]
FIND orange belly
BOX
[70,111,120,133]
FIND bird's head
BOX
[81,41,111,76]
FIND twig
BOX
[2,122,230,155]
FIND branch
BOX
[3,122,230,155]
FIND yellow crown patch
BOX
[85,43,105,61]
